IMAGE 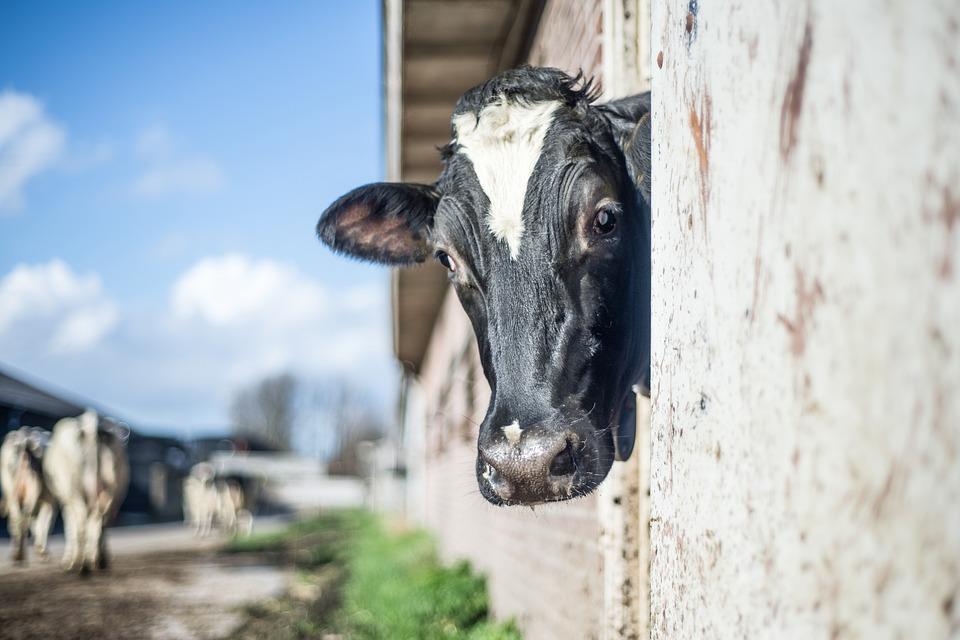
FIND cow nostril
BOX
[482,462,514,500]
[549,441,577,477]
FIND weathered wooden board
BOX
[650,1,959,637]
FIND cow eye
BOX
[435,250,457,272]
[593,203,619,235]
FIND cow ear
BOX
[599,93,652,206]
[317,182,440,265]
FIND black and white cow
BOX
[318,67,650,506]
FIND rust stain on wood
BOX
[779,21,814,161]
[776,267,824,357]
[872,464,900,520]
[688,96,712,230]
[936,186,959,279]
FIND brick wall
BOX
[419,292,604,640]
[415,3,609,639]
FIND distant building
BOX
[0,367,83,432]
[123,431,191,521]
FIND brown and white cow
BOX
[43,409,129,573]
[0,427,56,563]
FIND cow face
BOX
[317,67,650,506]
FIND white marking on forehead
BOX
[453,97,561,260]
[502,420,523,447]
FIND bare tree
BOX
[327,409,384,476]
[310,378,386,475]
[229,373,297,450]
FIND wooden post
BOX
[599,2,652,638]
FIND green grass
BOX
[227,510,520,640]
[225,528,289,553]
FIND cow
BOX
[317,67,651,506]
[43,409,130,573]
[183,465,252,537]
[0,427,56,563]
[215,477,252,537]
[183,462,218,537]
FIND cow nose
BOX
[479,428,580,504]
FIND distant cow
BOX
[0,427,56,563]
[216,477,252,537]
[44,409,130,573]
[182,462,217,537]
[183,464,252,537]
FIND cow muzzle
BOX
[477,423,600,505]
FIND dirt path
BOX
[0,523,293,640]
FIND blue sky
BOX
[0,1,396,437]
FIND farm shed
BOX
[385,0,959,638]
[0,366,84,432]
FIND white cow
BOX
[0,427,56,563]
[43,409,129,573]
[216,477,252,537]
[182,462,218,537]
[183,464,252,537]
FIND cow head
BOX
[317,67,650,505]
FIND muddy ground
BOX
[0,547,291,640]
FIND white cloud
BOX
[0,260,118,353]
[135,125,176,160]
[132,156,224,197]
[163,254,390,416]
[0,90,66,210]
[130,125,224,198]
[63,139,116,173]
[51,304,120,353]
[150,232,190,260]
[341,284,385,313]
[172,254,327,327]
[0,255,391,428]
